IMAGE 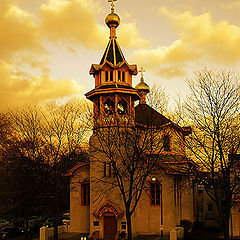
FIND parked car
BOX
[19,217,43,234]
[43,218,63,228]
[9,218,24,228]
[0,226,21,239]
[62,216,70,226]
[0,219,10,230]
[62,213,70,226]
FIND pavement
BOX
[48,232,83,240]
[10,227,235,240]
[188,227,223,240]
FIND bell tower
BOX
[85,0,141,128]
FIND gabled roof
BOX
[100,39,125,66]
[135,104,191,135]
[135,104,171,127]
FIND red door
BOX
[104,216,117,240]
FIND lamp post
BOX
[152,177,163,239]
[160,184,163,239]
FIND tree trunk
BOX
[53,211,58,240]
[223,215,230,240]
[25,218,29,240]
[126,211,132,240]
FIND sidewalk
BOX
[48,232,83,240]
[189,227,223,240]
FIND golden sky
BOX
[1,0,240,110]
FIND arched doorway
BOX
[93,201,123,239]
[103,212,117,240]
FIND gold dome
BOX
[135,77,150,93]
[105,12,120,28]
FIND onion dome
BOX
[135,77,150,93]
[105,12,120,28]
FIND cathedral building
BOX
[68,1,196,239]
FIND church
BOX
[68,1,196,238]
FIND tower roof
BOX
[89,0,138,75]
[100,38,125,66]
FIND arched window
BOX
[117,100,127,115]
[104,99,115,115]
[163,135,171,151]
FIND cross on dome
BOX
[139,67,146,81]
[108,0,117,13]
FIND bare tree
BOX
[184,68,240,240]
[146,83,169,114]
[0,98,91,239]
[0,113,32,214]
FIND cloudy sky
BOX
[1,0,240,110]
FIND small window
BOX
[122,72,125,82]
[121,221,126,230]
[110,71,113,81]
[93,221,99,226]
[81,183,90,206]
[103,162,107,177]
[105,71,109,82]
[163,135,171,151]
[108,163,111,177]
[150,182,161,205]
[208,203,213,212]
[118,71,121,81]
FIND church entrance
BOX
[104,214,117,240]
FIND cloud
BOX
[160,7,240,64]
[118,22,150,48]
[129,41,190,77]
[0,1,84,110]
[158,65,186,78]
[0,61,83,111]
[40,0,107,49]
[0,2,41,59]
[130,7,240,78]
[220,0,240,10]
[40,0,149,49]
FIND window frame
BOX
[122,71,125,82]
[150,181,161,206]
[105,71,109,82]
[163,135,171,152]
[81,183,90,206]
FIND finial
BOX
[139,67,146,82]
[108,0,117,13]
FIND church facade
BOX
[68,1,196,238]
